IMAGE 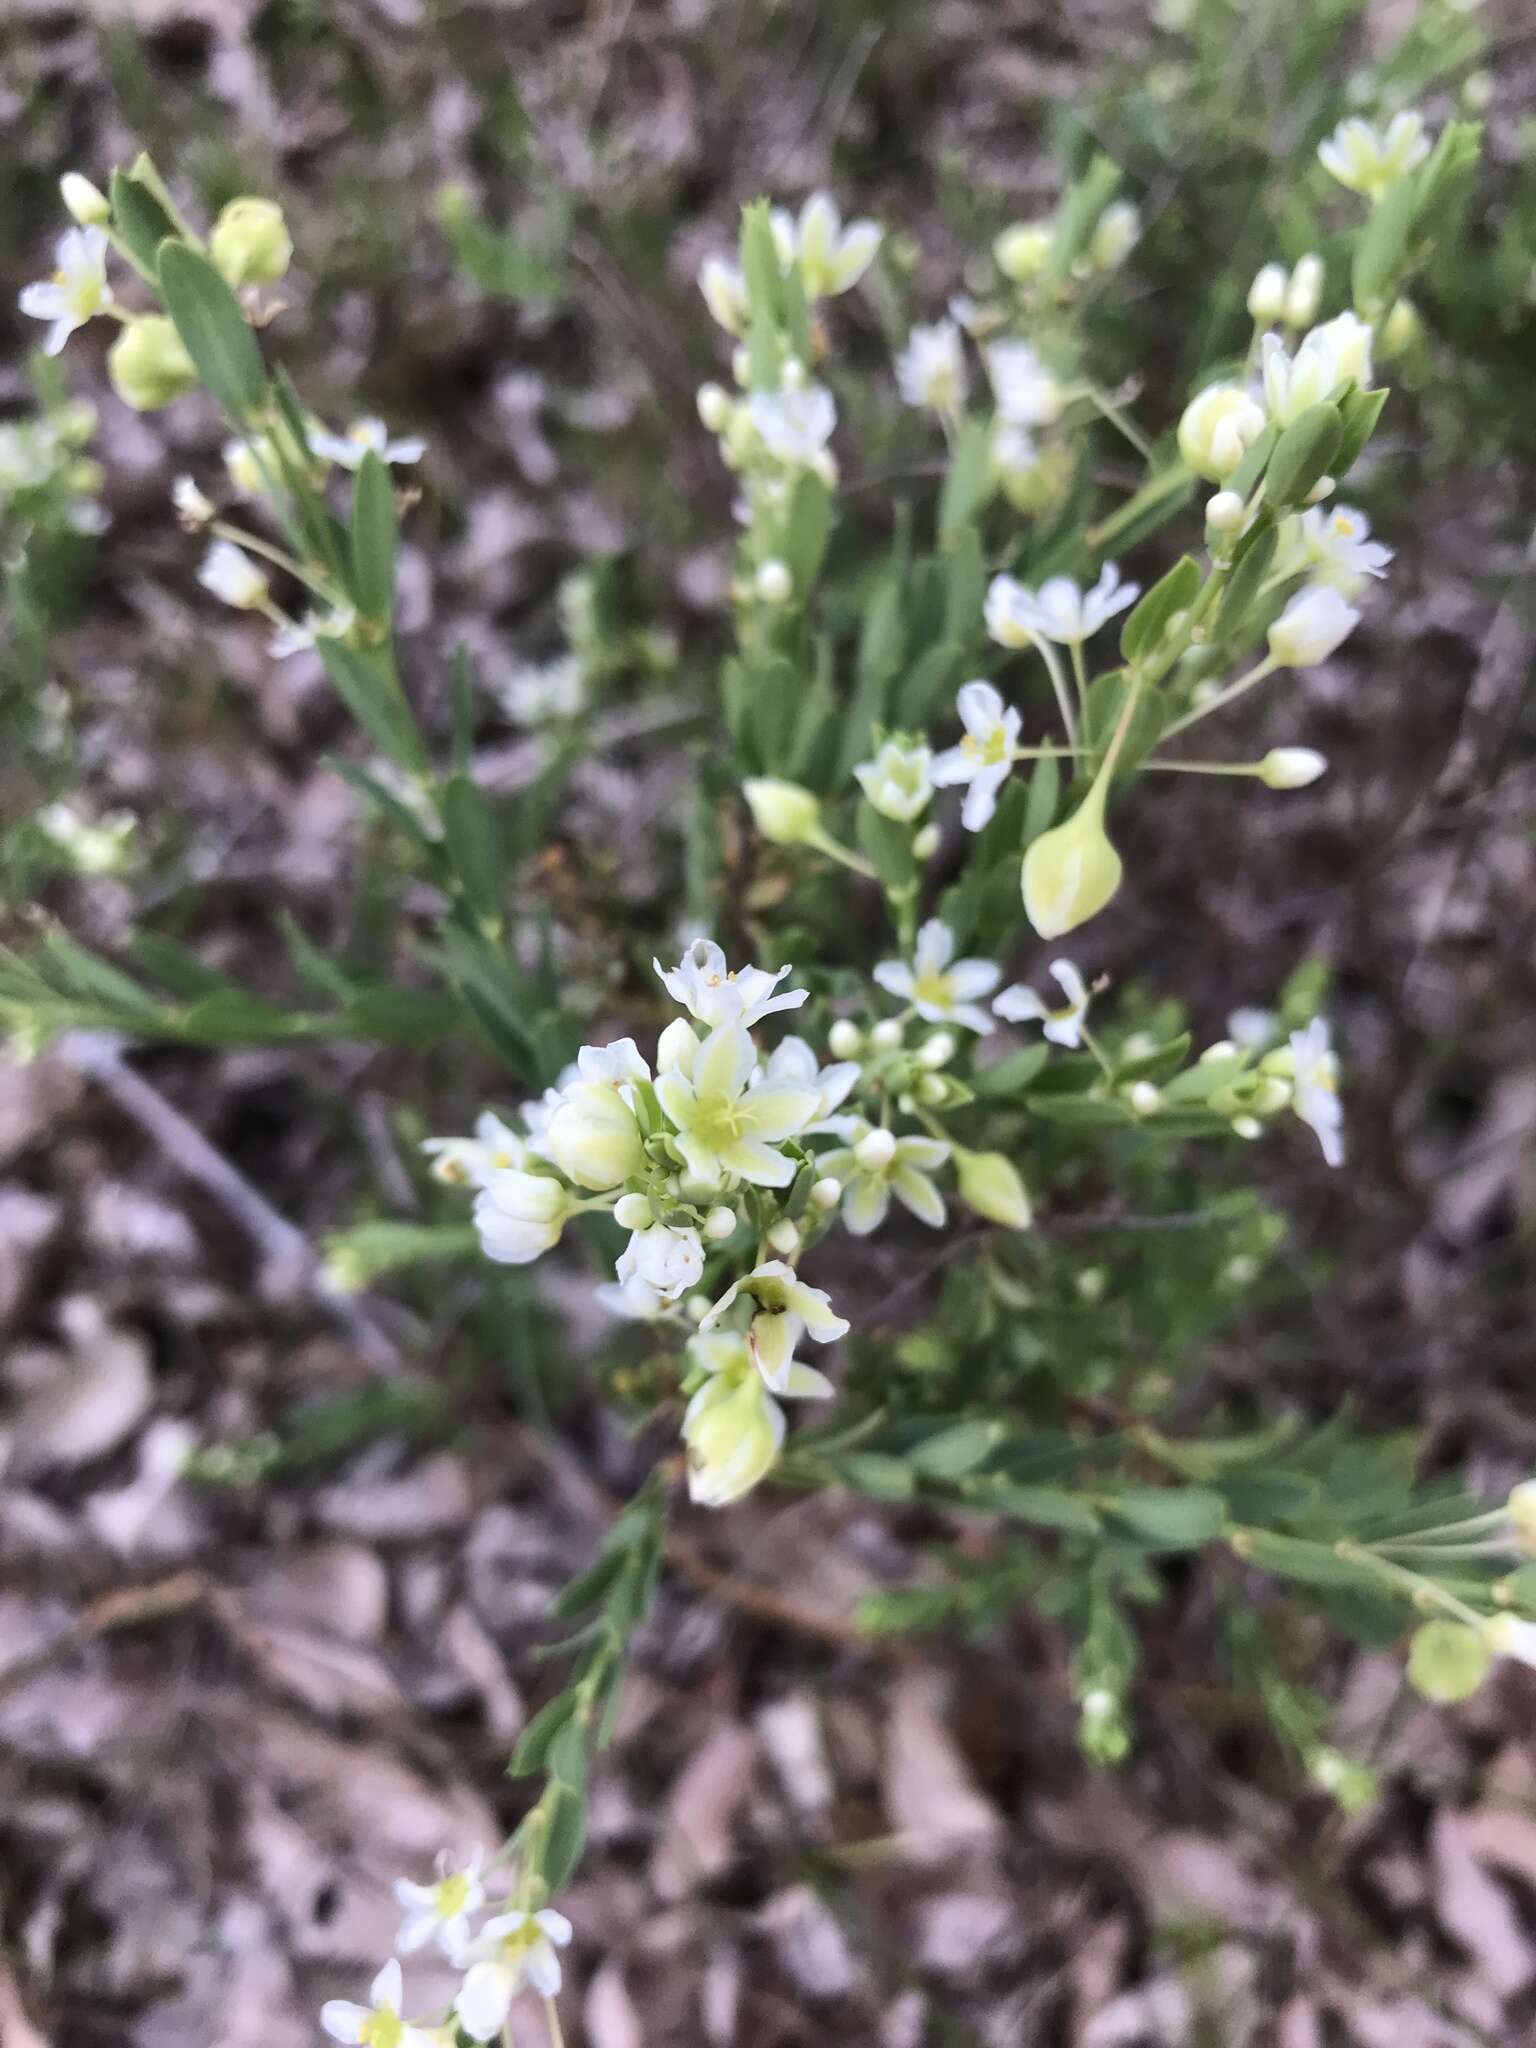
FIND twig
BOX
[55,1030,404,1371]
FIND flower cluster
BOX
[321,1853,572,2045]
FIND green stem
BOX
[1335,1541,1490,1631]
[1033,637,1078,748]
[806,828,878,881]
[1161,654,1279,739]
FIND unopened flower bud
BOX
[1507,1481,1536,1554]
[810,1176,842,1210]
[897,1090,918,1114]
[1231,1114,1263,1140]
[697,382,732,432]
[954,1146,1032,1230]
[917,1076,947,1105]
[108,315,197,412]
[1408,1618,1491,1703]
[613,1193,653,1230]
[854,1126,898,1172]
[1246,262,1289,324]
[918,1031,956,1070]
[1021,793,1122,940]
[993,220,1054,283]
[828,1020,862,1059]
[742,776,820,847]
[210,197,293,286]
[1178,383,1267,482]
[766,1218,800,1256]
[912,823,940,860]
[1284,253,1324,327]
[60,173,111,227]
[702,1205,738,1242]
[1127,1081,1160,1114]
[1076,1266,1108,1303]
[1206,489,1245,533]
[1380,297,1421,359]
[731,344,752,387]
[1260,747,1327,789]
[755,558,792,603]
[781,357,807,392]
[870,1018,904,1051]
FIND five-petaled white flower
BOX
[993,958,1093,1048]
[309,417,426,469]
[655,1024,820,1188]
[895,320,968,416]
[1317,112,1431,202]
[422,1111,529,1186]
[394,1851,487,1957]
[770,192,882,298]
[986,339,1064,427]
[701,1258,848,1391]
[747,385,836,467]
[322,1958,433,2047]
[197,539,269,611]
[19,227,113,356]
[1287,1018,1344,1168]
[655,939,808,1030]
[1293,504,1394,595]
[451,1908,574,2041]
[759,1035,860,1127]
[874,918,1000,1035]
[682,1330,831,1507]
[931,681,1022,832]
[817,1125,952,1236]
[986,563,1139,649]
[855,736,933,822]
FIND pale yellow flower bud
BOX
[994,221,1053,284]
[1178,383,1267,482]
[742,777,821,847]
[210,197,293,286]
[1021,792,1122,940]
[60,173,111,227]
[953,1146,1032,1230]
[108,316,197,412]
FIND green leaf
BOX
[156,241,267,418]
[855,800,916,890]
[1212,525,1278,641]
[350,451,398,621]
[109,171,179,273]
[177,988,303,1043]
[939,418,996,545]
[1230,1529,1369,1589]
[1106,1487,1227,1549]
[317,640,425,772]
[781,471,831,591]
[1022,751,1061,847]
[1024,1093,1131,1127]
[909,1420,1008,1479]
[508,1694,575,1777]
[1083,670,1166,780]
[983,1484,1101,1534]
[539,1785,588,1892]
[1333,387,1388,480]
[836,1452,917,1500]
[440,774,507,927]
[1044,154,1122,286]
[1120,555,1200,666]
[1352,172,1418,311]
[547,1714,589,1794]
[972,1042,1051,1097]
[1264,402,1343,510]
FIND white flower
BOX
[1089,200,1140,271]
[322,1958,434,2046]
[1178,382,1268,481]
[747,385,836,467]
[452,1908,574,2040]
[473,1169,570,1264]
[1292,504,1393,594]
[655,1024,820,1188]
[36,801,136,876]
[1312,311,1374,388]
[308,417,425,469]
[986,340,1063,427]
[816,1126,951,1236]
[1260,318,1373,429]
[172,476,215,529]
[614,1221,705,1314]
[545,1040,650,1190]
[422,1111,529,1185]
[197,539,269,611]
[654,938,808,1031]
[985,563,1139,649]
[993,958,1092,1048]
[499,653,586,724]
[855,737,933,822]
[1289,1018,1344,1168]
[874,918,1000,1035]
[895,320,968,416]
[268,605,356,658]
[1284,254,1325,329]
[701,1259,848,1391]
[1267,584,1360,667]
[771,193,882,298]
[394,1851,487,1957]
[19,227,113,355]
[700,255,751,335]
[931,680,1021,832]
[682,1330,830,1507]
[1318,112,1431,201]
[991,422,1040,483]
[1227,1007,1278,1049]
[760,1036,860,1125]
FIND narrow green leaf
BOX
[317,640,425,772]
[1106,1486,1227,1549]
[1120,555,1200,666]
[350,450,398,621]
[1264,402,1343,510]
[109,171,178,273]
[156,241,267,418]
[440,774,507,927]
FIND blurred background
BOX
[3,2,1536,2043]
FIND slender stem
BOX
[1079,1025,1115,1080]
[1336,1542,1490,1632]
[1069,638,1089,719]
[1079,383,1155,462]
[208,519,342,604]
[1033,637,1078,748]
[104,231,156,289]
[1141,758,1264,777]
[1161,655,1279,739]
[806,828,877,881]
[543,1997,567,2048]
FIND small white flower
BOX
[993,958,1092,1048]
[1227,1007,1279,1049]
[499,653,586,724]
[614,1221,705,1314]
[991,421,1040,485]
[772,192,882,298]
[172,475,216,529]
[197,539,269,611]
[268,605,357,658]
[655,1024,820,1189]
[701,1259,848,1391]
[1284,253,1325,329]
[1260,318,1372,428]
[452,1909,574,2040]
[760,1036,860,1125]
[322,1958,434,2046]
[855,737,933,822]
[473,1168,570,1264]
[1178,382,1268,481]
[700,254,751,334]
[986,339,1064,427]
[1289,1018,1344,1168]
[985,563,1139,649]
[682,1330,830,1507]
[35,800,136,876]
[1318,112,1431,201]
[308,417,425,469]
[19,227,113,356]
[422,1111,529,1186]
[1291,504,1394,594]
[895,320,968,416]
[816,1126,951,1236]
[747,384,836,467]
[931,680,1022,832]
[1267,584,1360,667]
[654,938,808,1031]
[874,918,1000,1035]
[394,1851,487,1957]
[545,1042,650,1191]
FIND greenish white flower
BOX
[613,1220,705,1315]
[993,957,1091,1047]
[309,417,425,470]
[172,476,216,530]
[422,1111,528,1185]
[655,938,808,1031]
[700,1259,848,1390]
[197,539,269,610]
[1258,748,1328,790]
[1284,1018,1344,1167]
[682,1330,831,1507]
[986,339,1063,427]
[19,227,112,355]
[1267,584,1360,667]
[1246,263,1289,324]
[700,254,750,334]
[1318,112,1431,201]
[322,1959,434,2047]
[655,1023,819,1187]
[473,1168,570,1264]
[35,800,136,876]
[1283,503,1393,594]
[770,192,882,298]
[545,1040,650,1189]
[59,173,111,227]
[760,1035,860,1124]
[742,777,821,847]
[451,1908,574,2039]
[993,220,1053,283]
[985,564,1138,648]
[874,918,1000,1035]
[1088,200,1139,271]
[747,385,836,467]
[855,736,933,822]
[818,1125,951,1236]
[1283,253,1324,328]
[1260,319,1371,427]
[895,320,968,416]
[394,1850,486,1956]
[931,680,1021,832]
[1177,382,1267,480]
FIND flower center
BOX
[433,1873,470,1917]
[360,2014,403,2048]
[912,972,953,1010]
